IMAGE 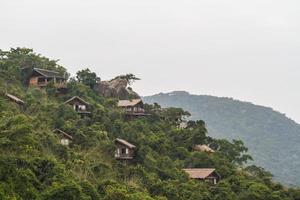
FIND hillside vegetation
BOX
[0,48,300,199]
[144,91,300,186]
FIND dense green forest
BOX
[144,91,300,186]
[0,48,300,200]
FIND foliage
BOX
[144,91,300,186]
[0,49,299,200]
[114,74,140,85]
[76,68,99,89]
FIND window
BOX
[78,105,86,111]
[38,78,46,84]
[61,139,69,146]
[115,148,120,157]
[121,148,126,154]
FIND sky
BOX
[1,0,300,122]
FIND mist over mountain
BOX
[144,91,300,186]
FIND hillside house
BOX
[117,99,149,118]
[29,68,66,88]
[64,96,91,116]
[183,168,221,185]
[53,129,73,146]
[194,144,215,153]
[114,138,136,161]
[5,93,25,106]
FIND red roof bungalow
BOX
[183,168,221,185]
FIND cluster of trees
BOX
[0,48,300,199]
[143,91,300,186]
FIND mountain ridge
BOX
[144,91,300,186]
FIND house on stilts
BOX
[114,138,136,163]
[64,96,91,117]
[117,99,150,119]
[28,68,66,89]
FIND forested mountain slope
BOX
[144,91,300,186]
[0,48,300,199]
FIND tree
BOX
[245,165,273,184]
[0,48,68,85]
[160,107,191,124]
[76,68,99,89]
[114,74,140,85]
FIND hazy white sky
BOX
[1,0,300,122]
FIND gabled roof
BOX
[64,96,89,105]
[115,138,136,149]
[183,168,220,179]
[33,68,64,78]
[117,99,143,107]
[5,93,25,105]
[53,129,73,140]
[194,145,215,153]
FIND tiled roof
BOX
[194,145,215,153]
[183,168,217,179]
[115,138,136,149]
[64,96,89,105]
[5,93,25,104]
[53,129,73,140]
[34,68,64,78]
[117,99,143,107]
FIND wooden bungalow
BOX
[194,144,215,153]
[29,68,66,88]
[114,138,136,161]
[183,168,221,185]
[53,129,73,146]
[64,96,91,116]
[117,99,149,119]
[5,93,25,106]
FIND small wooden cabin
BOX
[194,144,215,153]
[183,168,221,185]
[53,129,73,146]
[29,68,66,88]
[117,99,149,118]
[114,138,136,160]
[5,93,25,106]
[64,96,91,116]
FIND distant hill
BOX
[144,91,300,186]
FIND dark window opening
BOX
[38,78,46,83]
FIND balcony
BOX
[115,153,133,160]
[36,81,67,88]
